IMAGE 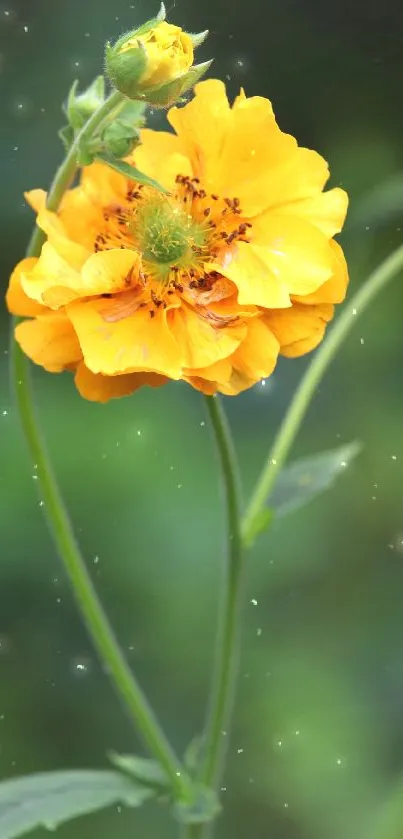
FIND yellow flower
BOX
[7,80,349,403]
[120,22,193,88]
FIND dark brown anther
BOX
[211,194,219,200]
[149,310,155,318]
[204,207,211,217]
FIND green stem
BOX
[12,87,189,801]
[242,243,403,545]
[201,396,244,789]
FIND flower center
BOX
[129,194,206,281]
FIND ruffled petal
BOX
[134,129,191,190]
[264,302,334,357]
[21,246,141,309]
[209,242,291,308]
[168,303,246,369]
[230,317,279,379]
[36,208,91,270]
[292,240,349,305]
[74,362,168,403]
[6,258,47,317]
[271,187,348,238]
[67,298,182,378]
[249,215,334,297]
[168,79,232,187]
[15,314,82,372]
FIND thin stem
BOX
[11,87,189,800]
[242,243,403,546]
[201,396,244,788]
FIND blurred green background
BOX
[1,1,403,837]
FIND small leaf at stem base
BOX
[108,751,169,791]
[173,785,221,825]
[0,769,153,839]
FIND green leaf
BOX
[243,507,273,548]
[58,124,74,152]
[118,99,147,127]
[0,769,153,839]
[95,153,168,193]
[108,752,169,791]
[269,441,362,518]
[183,736,205,773]
[173,785,221,825]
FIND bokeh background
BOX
[1,1,403,837]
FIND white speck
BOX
[256,627,262,636]
[200,420,205,426]
[177,483,183,489]
[4,10,10,16]
[38,500,44,507]
[365,225,370,231]
[175,771,181,777]
[137,429,142,436]
[360,337,365,345]
[271,457,277,465]
[74,61,80,68]
[2,410,8,416]
[84,32,90,38]
[56,597,61,604]
[237,747,244,754]
[23,24,28,32]
[295,729,300,736]
[261,379,266,387]
[391,455,397,461]
[169,465,174,470]
[372,496,377,501]
[13,146,19,152]
[277,740,283,747]
[93,555,100,564]
[226,74,231,80]
[352,307,357,316]
[32,474,38,481]
[284,802,289,809]
[340,460,347,468]
[221,730,227,736]
[236,59,244,67]
[221,786,227,792]
[250,598,258,606]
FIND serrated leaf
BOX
[269,441,362,518]
[95,153,168,193]
[173,785,221,825]
[0,769,154,839]
[108,752,169,791]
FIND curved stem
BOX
[12,87,189,801]
[242,243,403,546]
[201,396,244,789]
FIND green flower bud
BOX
[105,6,211,105]
[66,76,105,132]
[101,121,141,159]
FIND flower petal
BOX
[25,189,47,212]
[264,302,334,357]
[249,215,334,296]
[168,303,246,369]
[21,246,141,309]
[15,314,82,372]
[6,258,46,317]
[292,240,349,305]
[36,208,91,270]
[68,299,182,378]
[272,187,349,238]
[230,317,279,379]
[215,93,297,215]
[168,79,232,186]
[135,128,191,190]
[210,242,291,309]
[74,362,167,402]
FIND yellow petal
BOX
[210,242,291,309]
[6,258,46,317]
[74,362,167,403]
[168,303,246,369]
[67,298,182,378]
[249,215,334,296]
[231,317,279,379]
[22,245,140,309]
[215,94,297,216]
[272,187,349,238]
[15,314,82,372]
[25,189,47,212]
[264,302,334,358]
[292,240,349,305]
[36,208,91,271]
[168,79,232,186]
[134,129,191,190]
[184,358,232,383]
[80,160,129,206]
